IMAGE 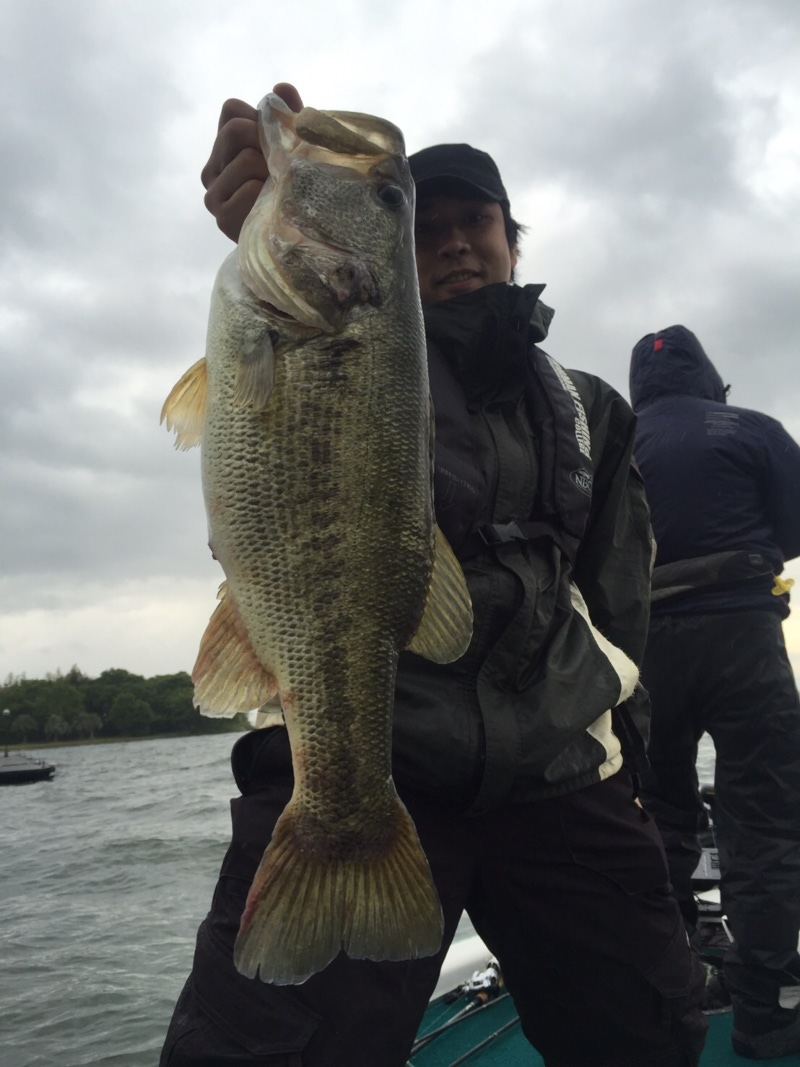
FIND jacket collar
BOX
[423,283,554,401]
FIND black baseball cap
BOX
[408,143,509,203]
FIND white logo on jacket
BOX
[545,356,592,459]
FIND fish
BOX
[161,94,473,986]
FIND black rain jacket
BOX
[390,283,653,812]
[630,324,800,618]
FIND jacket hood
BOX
[629,324,727,411]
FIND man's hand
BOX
[201,82,303,243]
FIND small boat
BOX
[0,751,56,785]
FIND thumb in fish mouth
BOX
[327,260,381,309]
[273,82,304,114]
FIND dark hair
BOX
[500,202,526,255]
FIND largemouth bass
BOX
[162,94,473,986]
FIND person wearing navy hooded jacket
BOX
[630,324,800,1060]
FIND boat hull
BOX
[0,753,56,785]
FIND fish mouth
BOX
[239,217,366,331]
[242,232,380,332]
[236,95,401,331]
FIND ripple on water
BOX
[1,733,239,1067]
[0,732,717,1067]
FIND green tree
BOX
[1,679,43,717]
[106,692,154,737]
[145,672,197,733]
[84,669,147,726]
[10,714,38,742]
[2,665,250,742]
[1,678,87,739]
[73,712,103,739]
[45,714,68,741]
[30,683,86,735]
[64,665,90,687]
[1,681,52,738]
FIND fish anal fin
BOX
[407,525,473,664]
[254,697,284,729]
[192,581,279,716]
[233,795,443,985]
[161,358,208,450]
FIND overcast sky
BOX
[2,0,799,684]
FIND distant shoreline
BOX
[4,729,249,751]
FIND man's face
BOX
[413,194,518,307]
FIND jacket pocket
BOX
[163,1015,304,1066]
[191,921,320,1056]
[558,772,671,897]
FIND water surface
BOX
[1,733,716,1066]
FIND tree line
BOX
[1,666,251,744]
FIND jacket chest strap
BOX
[459,520,578,566]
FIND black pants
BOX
[640,610,800,1032]
[160,729,706,1066]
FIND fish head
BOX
[237,94,416,334]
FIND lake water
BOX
[1,733,717,1066]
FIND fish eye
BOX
[377,184,405,208]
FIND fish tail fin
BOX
[233,795,443,985]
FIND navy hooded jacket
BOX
[629,325,800,617]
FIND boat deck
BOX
[0,752,56,784]
[412,994,740,1066]
[411,941,800,1067]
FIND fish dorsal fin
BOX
[193,581,280,715]
[161,358,208,450]
[234,332,276,411]
[407,526,473,664]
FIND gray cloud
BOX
[2,0,799,678]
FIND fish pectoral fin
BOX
[160,357,208,449]
[234,794,443,985]
[234,331,276,411]
[192,581,279,716]
[407,525,473,664]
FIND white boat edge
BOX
[432,933,493,1000]
[432,920,800,1009]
